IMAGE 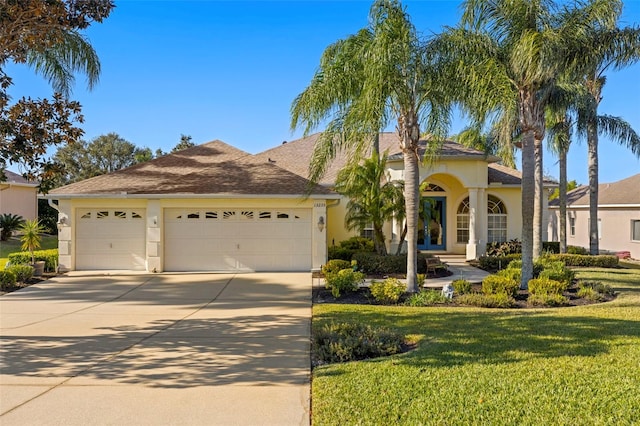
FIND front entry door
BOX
[419,197,446,250]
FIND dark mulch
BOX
[0,273,57,296]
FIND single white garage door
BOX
[76,208,146,270]
[164,208,312,272]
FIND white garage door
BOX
[76,209,146,270]
[164,208,312,272]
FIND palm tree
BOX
[335,150,401,255]
[19,219,46,264]
[0,213,25,241]
[291,0,452,292]
[565,1,640,254]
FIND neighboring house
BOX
[0,170,39,221]
[256,133,555,260]
[548,174,640,259]
[46,141,338,272]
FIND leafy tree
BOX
[53,133,149,184]
[172,134,196,152]
[564,0,640,254]
[291,0,452,292]
[0,0,114,190]
[335,151,402,256]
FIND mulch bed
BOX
[0,273,56,296]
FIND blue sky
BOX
[6,0,639,185]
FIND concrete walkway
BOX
[0,273,311,425]
[423,254,490,288]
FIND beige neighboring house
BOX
[548,173,640,259]
[46,141,338,272]
[0,170,39,221]
[256,133,555,260]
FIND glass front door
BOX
[418,197,446,250]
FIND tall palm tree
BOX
[335,150,401,256]
[291,0,452,292]
[565,0,640,254]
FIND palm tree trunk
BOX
[395,223,408,255]
[374,224,387,255]
[520,130,536,289]
[403,148,420,292]
[533,136,544,259]
[559,145,567,254]
[587,117,599,255]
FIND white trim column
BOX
[312,201,327,271]
[146,200,162,272]
[57,199,72,271]
[466,188,479,260]
[477,188,487,256]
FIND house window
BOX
[114,211,127,219]
[456,197,470,244]
[360,223,374,240]
[569,217,576,237]
[487,195,507,243]
[187,212,200,219]
[632,220,640,242]
[205,211,218,219]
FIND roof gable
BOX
[50,140,333,197]
[550,173,640,207]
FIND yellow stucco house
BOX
[46,133,544,272]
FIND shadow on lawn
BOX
[314,309,640,368]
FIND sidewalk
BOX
[422,254,490,289]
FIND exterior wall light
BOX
[317,216,325,232]
[56,217,67,232]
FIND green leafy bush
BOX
[370,278,406,304]
[538,263,574,287]
[352,252,429,275]
[416,274,426,285]
[576,287,605,301]
[457,293,516,308]
[327,237,375,260]
[8,249,58,271]
[482,275,519,297]
[528,293,569,307]
[485,239,521,256]
[578,280,614,296]
[528,277,567,295]
[0,270,17,288]
[542,241,560,253]
[5,264,34,282]
[567,245,589,255]
[497,268,521,284]
[452,279,471,295]
[312,322,404,364]
[322,259,352,275]
[549,254,618,268]
[324,269,364,298]
[478,254,521,271]
[404,290,449,306]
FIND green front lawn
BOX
[312,267,640,425]
[0,235,58,269]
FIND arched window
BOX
[487,195,507,243]
[424,183,445,192]
[456,197,470,244]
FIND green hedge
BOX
[352,252,429,275]
[549,254,619,268]
[7,249,58,272]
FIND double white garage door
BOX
[75,208,312,272]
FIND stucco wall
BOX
[549,207,640,259]
[0,185,38,221]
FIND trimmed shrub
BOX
[370,278,406,304]
[528,293,569,307]
[538,264,574,287]
[327,246,355,261]
[457,293,516,308]
[327,237,375,260]
[485,239,521,256]
[8,249,58,271]
[416,274,426,286]
[322,259,352,276]
[312,322,404,364]
[478,254,521,271]
[5,264,34,282]
[482,275,519,297]
[405,290,449,306]
[352,252,428,275]
[0,270,17,288]
[528,277,567,295]
[451,279,472,295]
[576,287,605,302]
[567,245,589,255]
[324,269,364,298]
[497,268,521,284]
[549,254,619,268]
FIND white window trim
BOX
[631,220,640,242]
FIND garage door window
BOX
[206,211,218,219]
[259,211,271,219]
[241,211,254,219]
[97,211,109,219]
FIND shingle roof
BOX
[2,170,37,185]
[549,173,640,207]
[49,140,334,197]
[256,132,529,187]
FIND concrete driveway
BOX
[0,273,311,425]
